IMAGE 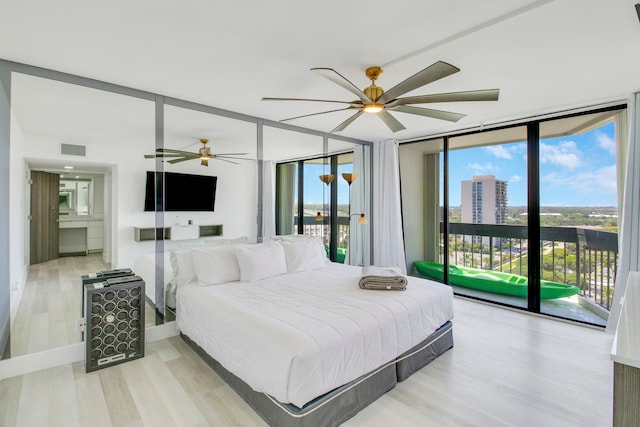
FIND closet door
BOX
[30,170,60,264]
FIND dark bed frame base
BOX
[181,321,453,427]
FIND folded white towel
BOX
[359,266,407,291]
[361,266,403,277]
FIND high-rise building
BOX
[461,175,508,245]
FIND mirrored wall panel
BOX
[9,72,155,357]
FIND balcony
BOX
[295,216,351,263]
[431,222,616,326]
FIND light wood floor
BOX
[11,255,157,357]
[0,297,613,427]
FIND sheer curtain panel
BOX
[372,139,407,274]
[607,92,640,333]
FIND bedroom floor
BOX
[0,296,613,427]
[10,254,158,357]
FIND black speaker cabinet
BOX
[85,275,145,372]
[81,268,135,340]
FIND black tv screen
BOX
[144,171,217,212]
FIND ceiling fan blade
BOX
[213,152,249,156]
[311,68,372,104]
[212,155,248,161]
[156,148,198,156]
[145,153,184,159]
[378,61,460,104]
[377,110,406,133]
[280,106,358,123]
[387,89,500,107]
[214,157,240,165]
[262,97,360,106]
[201,159,209,167]
[390,105,466,122]
[332,111,364,133]
[167,156,199,164]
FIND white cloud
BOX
[540,140,583,169]
[467,162,497,174]
[509,175,522,183]
[595,131,616,156]
[484,145,512,159]
[541,165,617,201]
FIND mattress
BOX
[176,262,453,408]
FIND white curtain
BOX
[372,139,407,274]
[345,145,371,266]
[262,160,276,239]
[607,92,640,333]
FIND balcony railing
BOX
[441,222,618,310]
[294,216,351,262]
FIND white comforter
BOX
[176,262,453,408]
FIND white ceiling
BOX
[2,0,640,146]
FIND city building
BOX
[461,175,508,245]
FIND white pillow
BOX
[234,241,287,282]
[279,238,326,273]
[170,248,197,287]
[191,246,241,286]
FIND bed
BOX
[174,237,454,426]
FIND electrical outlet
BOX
[76,318,86,332]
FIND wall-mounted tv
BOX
[144,171,217,212]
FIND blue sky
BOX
[446,121,617,207]
[302,163,352,205]
[300,121,617,208]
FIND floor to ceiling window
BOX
[400,105,625,326]
[538,111,622,325]
[446,127,528,309]
[276,153,355,263]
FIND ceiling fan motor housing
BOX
[364,66,384,101]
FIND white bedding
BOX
[176,262,453,408]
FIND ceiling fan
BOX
[262,61,499,133]
[144,138,248,167]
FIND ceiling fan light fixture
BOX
[363,103,384,113]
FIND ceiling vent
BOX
[61,143,86,156]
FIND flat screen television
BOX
[144,171,217,212]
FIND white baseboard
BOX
[0,321,180,380]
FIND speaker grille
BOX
[85,276,145,372]
[61,143,86,156]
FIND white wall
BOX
[399,147,425,275]
[9,108,27,305]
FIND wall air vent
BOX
[61,143,86,156]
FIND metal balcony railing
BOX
[294,216,351,262]
[441,222,618,310]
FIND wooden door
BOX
[30,171,60,264]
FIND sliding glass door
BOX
[447,127,528,309]
[401,106,625,326]
[538,111,621,325]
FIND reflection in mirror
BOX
[8,72,155,358]
[59,179,90,216]
[264,126,323,238]
[134,104,258,322]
